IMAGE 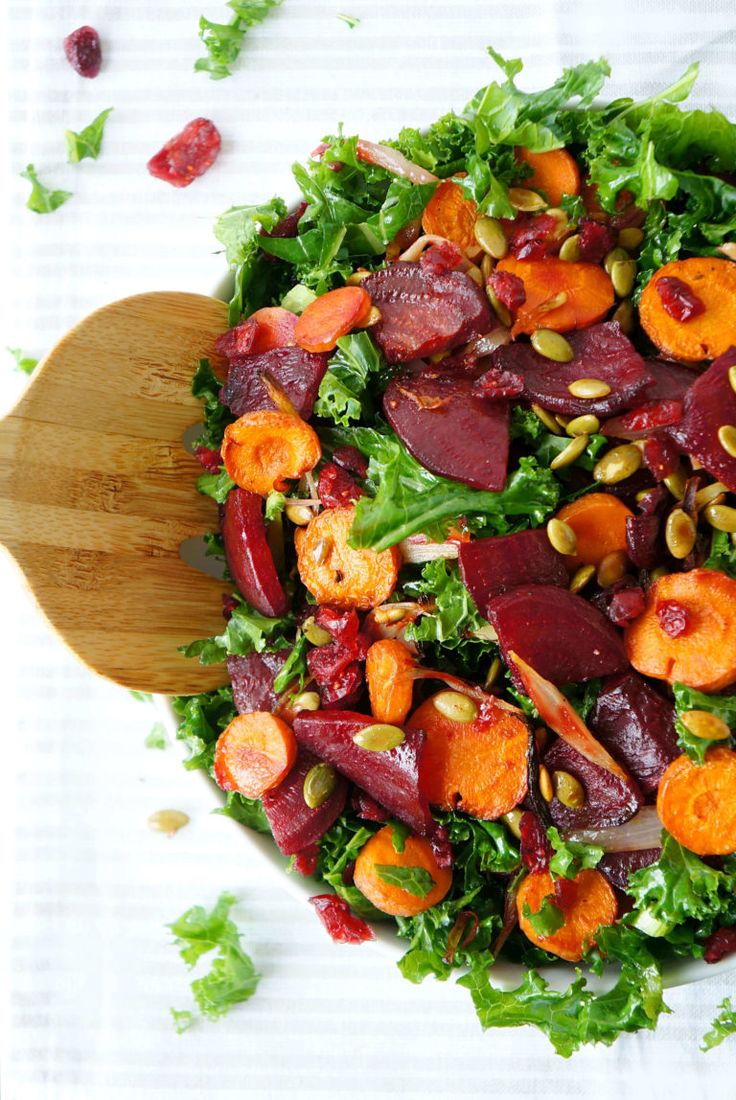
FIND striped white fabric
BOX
[2,1,736,1096]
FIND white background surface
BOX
[3,1,736,1096]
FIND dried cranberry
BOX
[222,593,239,620]
[293,845,319,876]
[489,270,526,312]
[611,400,684,438]
[502,213,559,259]
[704,926,736,963]
[309,894,375,944]
[519,811,551,874]
[657,599,690,638]
[554,877,578,908]
[656,276,706,322]
[215,320,258,360]
[351,790,389,822]
[314,607,368,652]
[317,462,362,508]
[577,219,617,263]
[195,445,222,473]
[420,240,465,275]
[63,25,101,78]
[431,825,454,870]
[265,202,309,240]
[607,583,646,626]
[332,445,368,479]
[319,661,364,709]
[147,118,221,188]
[473,368,525,399]
[642,433,681,480]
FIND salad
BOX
[174,51,736,1055]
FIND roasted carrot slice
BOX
[248,306,298,353]
[295,504,401,611]
[516,147,580,207]
[516,868,617,962]
[407,692,529,819]
[366,639,416,725]
[625,569,736,692]
[221,409,321,496]
[421,178,479,252]
[353,824,452,917]
[213,712,297,799]
[657,747,736,855]
[639,258,736,363]
[294,286,372,353]
[495,256,614,335]
[555,493,633,569]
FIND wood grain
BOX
[0,292,234,694]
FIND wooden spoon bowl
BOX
[0,292,233,695]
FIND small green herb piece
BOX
[170,1007,195,1034]
[195,0,284,80]
[337,12,360,28]
[265,490,286,520]
[673,681,736,764]
[145,722,168,750]
[192,359,235,450]
[522,896,565,937]
[375,864,435,899]
[196,470,236,504]
[547,826,603,880]
[272,634,309,694]
[7,347,39,374]
[168,892,260,1024]
[130,689,153,703]
[390,821,411,853]
[702,997,736,1051]
[65,107,113,163]
[180,597,294,665]
[21,164,72,214]
[314,331,385,426]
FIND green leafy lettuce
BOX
[214,197,289,323]
[375,864,436,898]
[180,596,294,665]
[314,331,386,426]
[7,347,38,374]
[672,681,736,764]
[21,164,71,214]
[195,0,284,79]
[547,827,604,880]
[65,107,113,163]
[144,722,168,750]
[702,998,736,1052]
[192,358,235,450]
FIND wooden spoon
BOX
[0,291,234,695]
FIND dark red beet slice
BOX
[598,848,661,891]
[309,894,375,944]
[363,262,492,363]
[625,486,669,569]
[543,736,643,829]
[262,746,348,856]
[519,811,551,873]
[220,346,329,420]
[222,489,288,617]
[487,585,628,686]
[383,368,509,491]
[490,322,653,417]
[227,651,288,715]
[603,359,693,439]
[642,359,697,403]
[458,529,567,616]
[669,347,736,492]
[63,25,101,77]
[147,119,221,188]
[292,710,433,834]
[591,672,679,798]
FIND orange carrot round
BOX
[494,255,614,335]
[353,824,452,917]
[213,712,297,799]
[294,286,372,353]
[221,409,321,496]
[366,638,416,725]
[295,504,401,611]
[657,747,736,855]
[420,178,479,252]
[516,147,580,207]
[639,258,736,362]
[407,693,529,818]
[516,868,617,962]
[625,568,736,692]
[555,493,633,569]
[248,306,298,353]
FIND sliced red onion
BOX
[356,139,438,184]
[564,805,663,852]
[399,538,460,563]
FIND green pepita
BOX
[508,187,547,212]
[531,402,563,434]
[593,444,642,484]
[604,246,629,275]
[680,710,731,741]
[665,509,697,560]
[596,550,628,588]
[550,433,589,470]
[612,298,635,335]
[552,770,585,809]
[293,691,321,712]
[617,227,644,250]
[718,424,736,458]
[303,762,338,809]
[432,690,478,723]
[566,413,600,436]
[531,329,574,363]
[303,617,332,647]
[568,377,612,400]
[486,285,512,328]
[704,503,736,533]
[610,259,637,298]
[352,723,406,752]
[569,563,596,594]
[547,517,577,556]
[473,215,508,259]
[558,234,581,262]
[285,502,314,526]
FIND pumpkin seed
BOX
[704,503,736,533]
[484,656,502,689]
[729,365,736,396]
[663,470,687,500]
[508,186,547,212]
[531,329,574,363]
[555,414,570,428]
[303,762,338,808]
[285,502,314,526]
[719,242,736,261]
[593,444,642,485]
[552,770,585,809]
[695,481,729,509]
[147,809,189,836]
[649,565,668,583]
[532,402,563,434]
[433,690,478,723]
[566,414,600,437]
[612,298,635,335]
[568,377,612,399]
[604,246,629,275]
[547,517,577,556]
[558,234,582,262]
[465,264,485,287]
[680,710,731,742]
[597,550,628,588]
[550,433,589,470]
[373,605,407,625]
[303,617,332,646]
[539,764,554,802]
[311,536,333,566]
[611,259,637,298]
[665,508,697,560]
[536,291,569,314]
[293,691,321,712]
[360,305,382,327]
[718,424,736,458]
[352,723,405,751]
[480,252,494,280]
[569,563,596,594]
[617,227,644,250]
[346,269,371,284]
[474,215,508,259]
[503,809,524,839]
[486,285,512,328]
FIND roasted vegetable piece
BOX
[639,258,736,362]
[420,178,479,251]
[668,348,736,492]
[597,848,661,891]
[515,146,580,207]
[221,410,321,495]
[591,672,679,798]
[227,651,288,715]
[262,746,348,855]
[494,256,614,335]
[366,639,416,725]
[516,868,617,962]
[220,346,329,419]
[657,748,736,855]
[222,489,288,617]
[309,894,375,943]
[353,824,452,917]
[294,286,373,353]
[214,712,297,799]
[543,736,644,830]
[458,529,567,618]
[554,494,633,570]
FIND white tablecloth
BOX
[3,2,736,1096]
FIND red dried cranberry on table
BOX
[63,25,102,78]
[147,119,222,188]
[656,276,706,322]
[309,894,375,944]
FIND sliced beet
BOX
[262,746,348,856]
[458,529,567,616]
[292,710,433,834]
[487,585,628,686]
[603,401,684,441]
[542,736,643,829]
[363,262,492,363]
[669,347,736,492]
[383,368,509,491]
[222,489,288,617]
[227,651,288,715]
[625,486,669,569]
[591,672,679,798]
[598,848,661,891]
[489,322,653,417]
[220,346,329,420]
